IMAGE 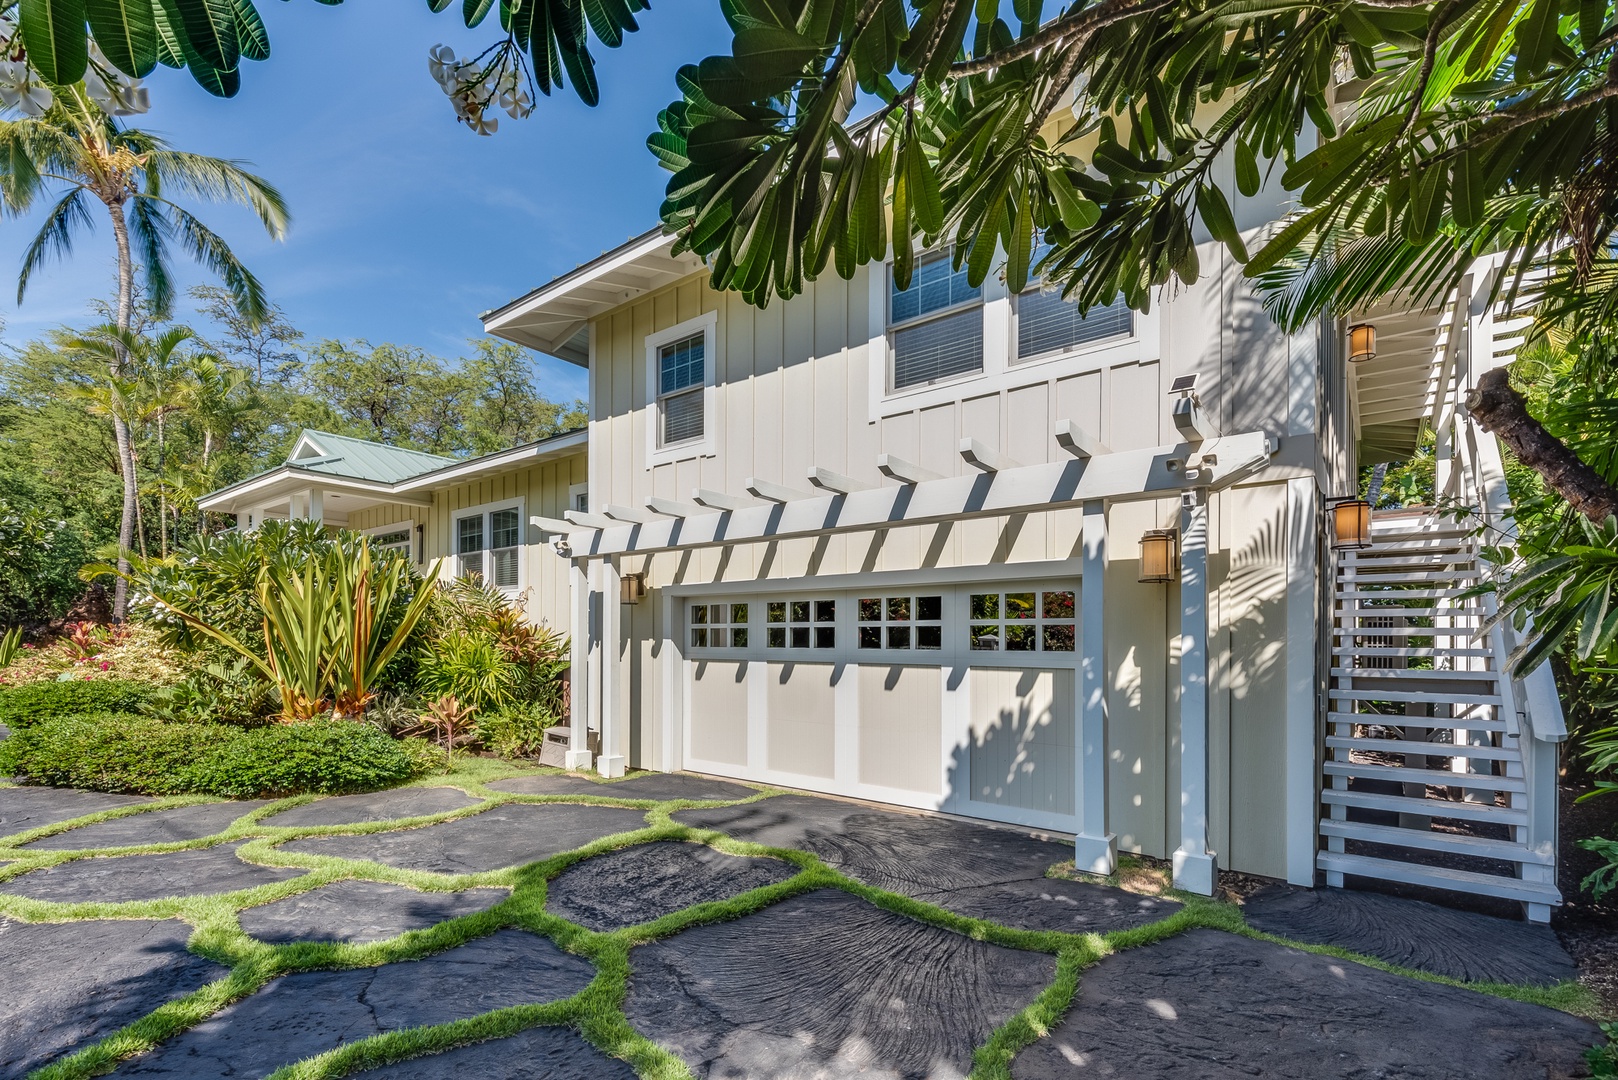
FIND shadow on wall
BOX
[944,667,1075,819]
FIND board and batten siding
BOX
[345,449,586,635]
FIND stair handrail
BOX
[1459,321,1568,745]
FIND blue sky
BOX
[0,1,734,404]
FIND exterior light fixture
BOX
[1329,499,1373,550]
[1347,323,1377,364]
[1139,529,1179,583]
[620,572,647,605]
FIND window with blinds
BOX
[1016,288,1133,361]
[658,332,705,446]
[890,251,984,390]
[454,505,522,592]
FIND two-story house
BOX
[204,195,1567,919]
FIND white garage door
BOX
[679,581,1082,834]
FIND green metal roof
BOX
[289,431,456,483]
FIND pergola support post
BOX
[1074,499,1117,875]
[1173,488,1218,895]
[566,560,593,770]
[598,557,626,778]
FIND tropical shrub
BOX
[0,626,20,669]
[116,524,440,719]
[426,579,568,717]
[0,621,187,689]
[473,703,559,760]
[0,713,432,797]
[0,678,155,728]
[416,630,517,715]
[146,658,279,728]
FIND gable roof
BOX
[287,430,457,484]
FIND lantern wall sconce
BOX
[1329,499,1374,550]
[1347,323,1377,364]
[1139,529,1179,583]
[620,572,647,605]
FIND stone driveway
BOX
[0,772,1603,1079]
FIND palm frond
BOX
[17,187,93,304]
[156,198,270,325]
[128,194,177,319]
[143,150,290,240]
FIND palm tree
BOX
[0,86,289,618]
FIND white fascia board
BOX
[395,430,587,492]
[481,231,682,342]
[197,468,433,512]
[573,430,1277,559]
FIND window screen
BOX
[1017,289,1132,360]
[891,252,984,390]
[659,333,705,446]
[893,307,985,389]
[489,508,520,589]
[456,515,483,581]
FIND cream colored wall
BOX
[585,236,1318,880]
[345,449,587,635]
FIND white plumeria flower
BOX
[428,44,458,89]
[0,61,53,117]
[84,67,150,116]
[466,107,498,135]
[500,86,532,119]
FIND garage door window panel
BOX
[969,589,1076,652]
[858,594,944,652]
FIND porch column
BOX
[566,559,593,770]
[307,488,324,525]
[598,557,626,778]
[1173,488,1218,895]
[1075,499,1117,874]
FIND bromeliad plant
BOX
[108,528,440,721]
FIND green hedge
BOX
[0,713,436,797]
[0,679,156,729]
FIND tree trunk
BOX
[1467,367,1618,524]
[107,203,139,621]
[156,413,167,557]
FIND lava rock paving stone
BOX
[547,842,796,931]
[258,787,482,828]
[114,930,597,1078]
[488,770,757,802]
[239,880,509,944]
[2,842,305,904]
[280,803,648,874]
[626,888,1056,1078]
[1,787,152,838]
[1242,884,1578,986]
[1,917,227,1080]
[23,801,272,851]
[677,795,1070,897]
[1010,928,1597,1079]
[346,1025,636,1079]
[916,877,1178,935]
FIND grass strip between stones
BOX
[3,759,1607,1080]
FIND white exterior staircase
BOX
[1320,509,1564,920]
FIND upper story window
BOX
[1016,240,1132,362]
[645,312,718,467]
[658,333,705,445]
[889,251,983,391]
[455,502,522,593]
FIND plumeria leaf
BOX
[86,0,160,77]
[19,0,90,85]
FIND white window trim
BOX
[866,256,1160,421]
[568,482,590,514]
[449,496,527,597]
[645,311,720,468]
[362,519,417,563]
